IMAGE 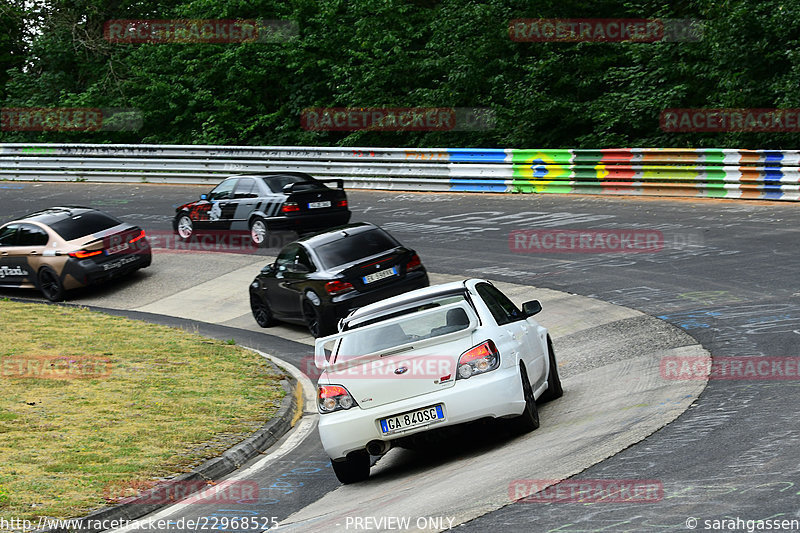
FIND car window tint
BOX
[314,228,399,269]
[209,179,237,200]
[0,225,18,246]
[49,211,121,241]
[17,224,49,246]
[262,175,317,193]
[346,294,467,330]
[275,244,300,267]
[487,284,523,319]
[296,245,314,270]
[234,178,256,198]
[476,283,523,325]
[334,302,475,358]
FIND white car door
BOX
[474,283,548,392]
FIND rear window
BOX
[262,175,320,193]
[319,300,476,361]
[314,228,399,269]
[346,294,467,330]
[49,211,121,241]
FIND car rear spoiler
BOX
[282,178,345,193]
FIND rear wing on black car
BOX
[283,178,345,193]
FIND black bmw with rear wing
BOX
[273,178,350,232]
[173,173,351,247]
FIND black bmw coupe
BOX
[249,223,429,337]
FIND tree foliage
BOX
[2,0,800,148]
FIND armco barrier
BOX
[1,144,798,201]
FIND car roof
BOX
[344,279,481,324]
[230,172,317,181]
[12,206,96,226]
[296,222,381,248]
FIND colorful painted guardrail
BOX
[1,144,798,201]
[447,148,800,201]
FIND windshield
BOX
[49,211,122,241]
[314,228,400,269]
[316,299,476,365]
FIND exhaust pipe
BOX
[366,440,393,456]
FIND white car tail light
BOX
[457,340,500,379]
[318,384,358,413]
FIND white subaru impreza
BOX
[314,279,563,483]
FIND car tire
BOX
[249,217,268,248]
[539,336,563,402]
[176,214,194,241]
[509,364,540,434]
[331,451,370,484]
[302,295,335,338]
[250,291,278,327]
[302,299,327,338]
[37,267,65,302]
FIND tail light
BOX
[406,254,422,272]
[325,280,355,295]
[318,384,357,413]
[128,229,146,243]
[336,199,348,208]
[457,340,500,379]
[281,202,300,213]
[69,249,103,259]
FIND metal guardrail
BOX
[1,144,798,200]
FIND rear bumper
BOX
[323,270,429,325]
[73,247,152,286]
[318,364,525,460]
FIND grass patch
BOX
[0,301,285,522]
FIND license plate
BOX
[105,243,129,255]
[363,267,398,284]
[102,255,138,271]
[380,405,445,435]
[308,200,331,209]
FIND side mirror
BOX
[522,300,542,317]
[261,263,276,274]
[200,193,208,200]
